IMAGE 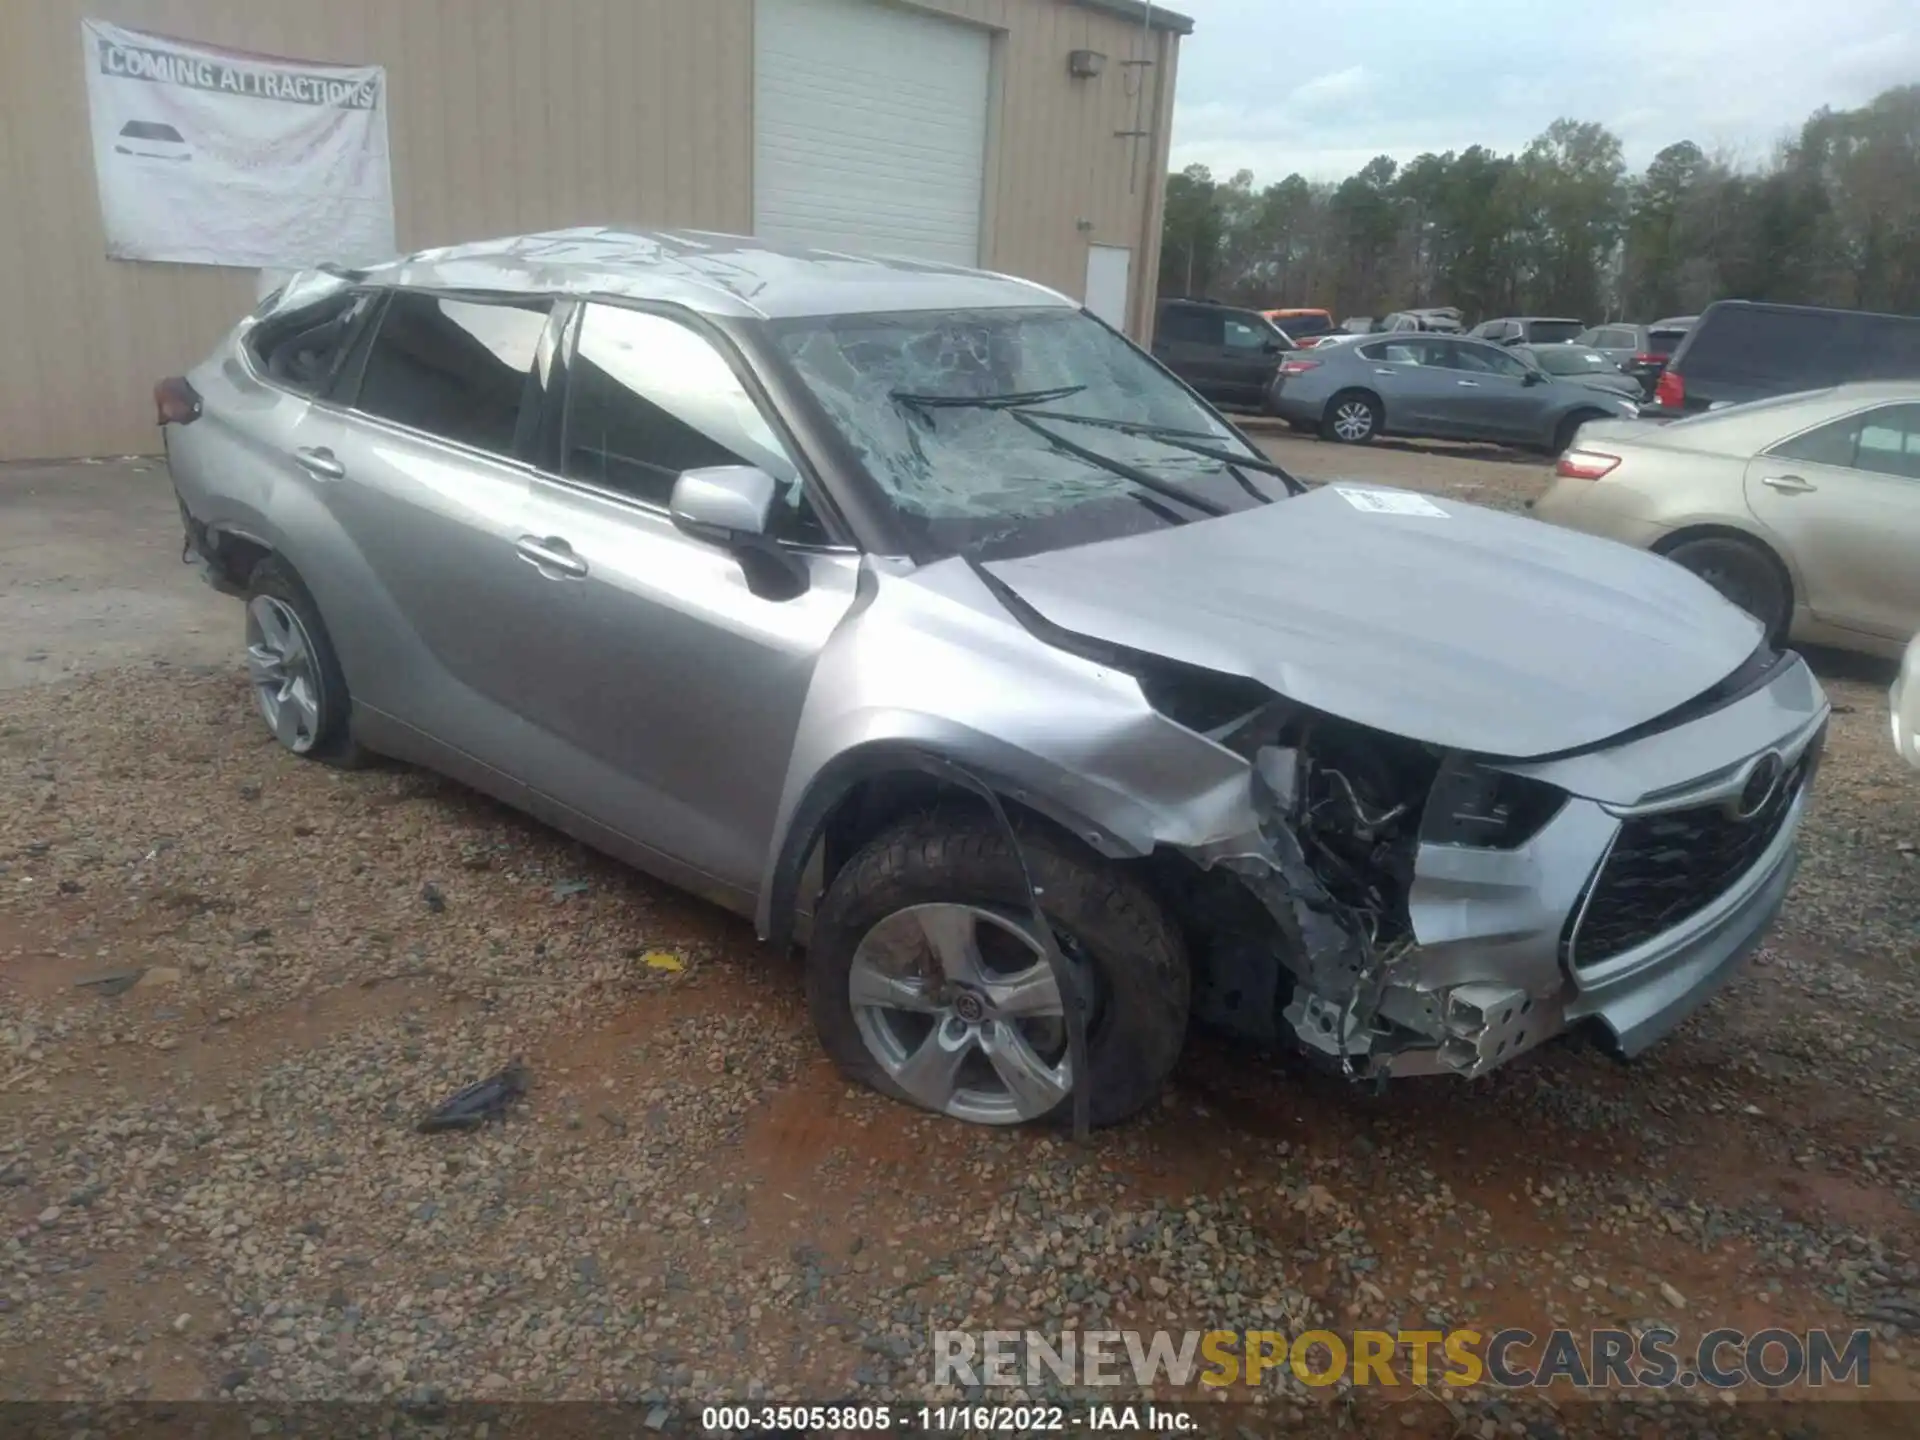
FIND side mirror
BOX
[669,465,777,543]
[668,465,809,601]
[1523,369,1547,387]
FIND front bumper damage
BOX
[1180,653,1828,1082]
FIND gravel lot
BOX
[3,453,1918,1436]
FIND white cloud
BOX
[1289,64,1369,107]
[1165,0,1920,185]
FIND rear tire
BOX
[1659,535,1792,644]
[243,556,364,767]
[1321,391,1381,444]
[806,811,1190,1129]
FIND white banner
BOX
[81,19,395,268]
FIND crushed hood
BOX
[985,484,1764,759]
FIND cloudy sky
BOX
[1165,0,1920,184]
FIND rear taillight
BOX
[1556,449,1621,481]
[1631,352,1664,366]
[154,376,201,426]
[1278,359,1321,376]
[1654,369,1684,409]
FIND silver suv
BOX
[162,228,1829,1128]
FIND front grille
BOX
[1565,740,1819,969]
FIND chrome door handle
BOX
[1372,368,1397,376]
[294,446,345,481]
[1455,380,1480,388]
[515,535,589,579]
[1761,474,1817,494]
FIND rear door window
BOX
[1853,404,1920,480]
[354,293,552,458]
[1440,341,1529,378]
[1362,340,1426,365]
[1771,403,1920,477]
[1770,415,1861,468]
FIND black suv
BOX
[1150,298,1292,409]
[1651,300,1920,416]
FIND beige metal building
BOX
[0,0,1189,460]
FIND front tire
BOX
[243,556,362,766]
[1322,391,1381,444]
[1659,535,1792,644]
[806,812,1190,1128]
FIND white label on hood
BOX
[1334,486,1449,518]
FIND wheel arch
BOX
[205,522,275,592]
[757,740,1167,955]
[1651,521,1799,609]
[1552,406,1615,451]
[1324,386,1384,427]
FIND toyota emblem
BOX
[1728,751,1787,822]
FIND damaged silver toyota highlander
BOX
[160,229,1828,1128]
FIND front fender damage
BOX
[770,558,1541,1080]
[1145,699,1562,1082]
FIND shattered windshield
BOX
[772,306,1277,560]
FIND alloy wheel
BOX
[848,903,1091,1125]
[1332,401,1375,441]
[245,594,323,754]
[1689,558,1781,634]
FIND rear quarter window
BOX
[246,290,379,396]
[1677,306,1849,388]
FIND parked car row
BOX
[1646,300,1920,417]
[1576,317,1696,396]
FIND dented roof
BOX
[356,227,1078,321]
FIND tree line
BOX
[1160,83,1920,326]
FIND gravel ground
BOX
[3,452,1919,1437]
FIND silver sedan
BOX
[1267,333,1637,450]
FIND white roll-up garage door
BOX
[754,0,991,267]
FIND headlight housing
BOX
[1420,754,1566,850]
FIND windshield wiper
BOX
[1012,409,1307,497]
[1008,410,1228,519]
[891,384,1087,412]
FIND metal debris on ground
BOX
[415,1061,529,1133]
